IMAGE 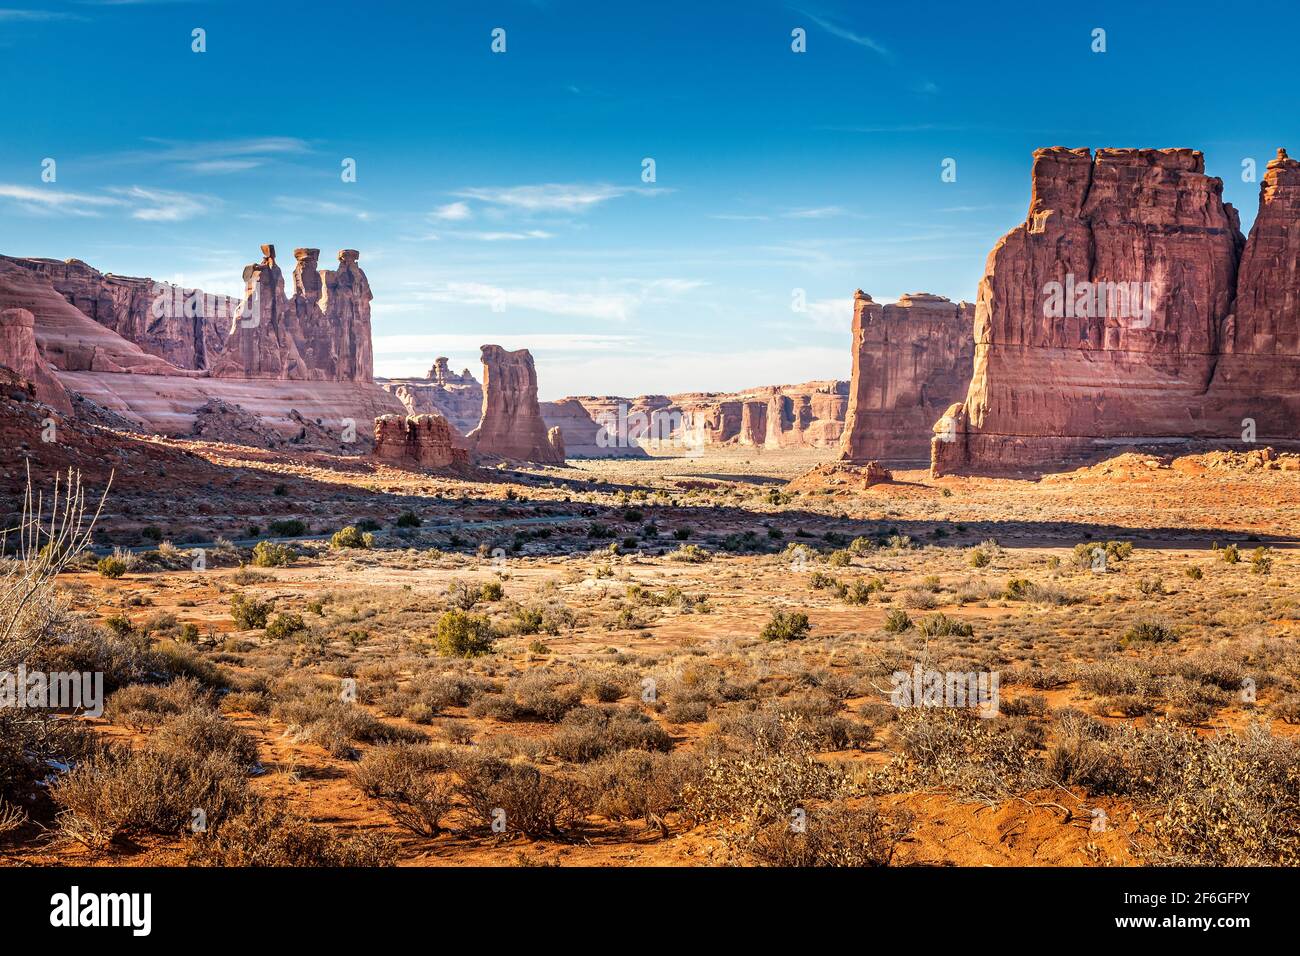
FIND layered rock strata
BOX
[839,291,975,462]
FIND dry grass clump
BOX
[274,694,427,758]
[50,707,259,850]
[747,800,912,867]
[453,755,593,837]
[105,677,213,730]
[350,742,458,836]
[538,705,673,763]
[186,796,394,866]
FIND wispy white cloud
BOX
[453,182,663,214]
[803,12,891,58]
[430,201,472,222]
[0,9,84,21]
[94,136,311,174]
[108,186,213,221]
[783,205,846,219]
[389,277,703,323]
[273,195,371,220]
[710,213,770,221]
[0,184,125,216]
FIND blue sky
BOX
[2,0,1297,398]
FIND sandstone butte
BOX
[838,291,974,462]
[372,413,470,470]
[931,146,1300,476]
[466,345,565,464]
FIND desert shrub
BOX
[843,580,874,605]
[900,588,938,610]
[1185,565,1204,580]
[541,706,673,763]
[251,540,296,567]
[396,511,422,528]
[1221,543,1240,564]
[665,700,709,723]
[96,556,127,579]
[454,755,592,837]
[331,526,374,550]
[185,796,394,866]
[760,610,811,642]
[229,594,272,630]
[684,718,850,828]
[882,609,912,633]
[809,571,840,591]
[881,707,1043,798]
[351,743,457,836]
[747,801,911,867]
[581,750,701,833]
[967,548,991,568]
[1073,540,1132,569]
[473,672,581,723]
[1251,547,1273,574]
[1272,694,1300,724]
[827,549,852,568]
[479,580,504,602]
[1120,619,1177,646]
[1075,660,1155,698]
[105,677,212,730]
[668,544,710,563]
[51,741,251,848]
[265,612,307,641]
[151,708,260,767]
[433,610,495,658]
[274,695,426,758]
[917,613,973,638]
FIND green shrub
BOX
[828,549,852,568]
[251,540,296,568]
[230,594,272,630]
[97,556,127,579]
[331,526,374,550]
[396,511,422,528]
[265,613,307,641]
[433,610,495,657]
[883,609,912,633]
[917,613,974,637]
[760,610,811,642]
[1221,543,1240,564]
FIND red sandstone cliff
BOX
[932,147,1248,475]
[840,291,975,462]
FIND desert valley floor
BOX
[3,440,1299,867]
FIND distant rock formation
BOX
[373,413,470,471]
[546,425,566,460]
[0,307,71,414]
[540,381,847,457]
[930,146,1299,476]
[468,345,565,463]
[1,244,374,383]
[379,356,484,435]
[839,291,975,462]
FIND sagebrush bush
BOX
[760,610,811,642]
[252,540,296,568]
[433,610,495,658]
[351,743,457,836]
[229,594,272,630]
